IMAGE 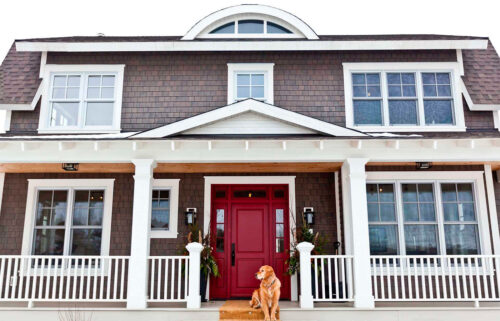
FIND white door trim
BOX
[203,175,298,300]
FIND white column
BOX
[484,165,500,253]
[186,242,204,309]
[127,159,156,309]
[341,158,374,308]
[297,241,314,308]
[0,173,4,216]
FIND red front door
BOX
[210,185,290,299]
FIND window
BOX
[22,179,114,256]
[208,19,293,37]
[365,172,490,257]
[39,65,125,133]
[275,209,285,253]
[227,63,274,104]
[343,62,464,132]
[150,179,180,238]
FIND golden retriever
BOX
[249,265,281,321]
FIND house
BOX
[1,4,500,320]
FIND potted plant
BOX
[182,224,220,302]
[286,213,327,296]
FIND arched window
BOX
[209,19,293,35]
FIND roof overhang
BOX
[15,39,489,52]
[133,99,367,138]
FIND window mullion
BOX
[380,72,390,126]
[395,181,406,256]
[416,72,425,127]
[434,181,447,256]
[79,73,87,129]
[62,188,74,256]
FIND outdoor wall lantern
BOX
[303,207,315,225]
[416,162,432,170]
[185,208,197,225]
[62,163,79,171]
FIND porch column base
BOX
[297,242,314,309]
[126,159,157,309]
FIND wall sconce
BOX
[62,163,79,171]
[416,162,432,170]
[303,207,315,226]
[185,208,197,225]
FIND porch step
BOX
[219,300,280,321]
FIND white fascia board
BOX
[15,39,489,52]
[461,79,500,111]
[133,99,367,138]
[0,103,32,111]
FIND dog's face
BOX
[255,265,275,281]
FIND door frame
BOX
[203,176,297,301]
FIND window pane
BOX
[420,203,436,221]
[237,74,250,85]
[353,100,382,125]
[267,22,292,34]
[87,87,100,99]
[276,224,284,237]
[423,85,437,97]
[34,229,65,255]
[51,208,66,226]
[88,76,101,87]
[402,184,417,202]
[53,75,67,87]
[436,73,450,84]
[238,20,264,33]
[72,207,88,226]
[424,99,453,125]
[367,85,381,97]
[102,75,115,86]
[251,86,264,98]
[74,190,89,208]
[460,203,476,221]
[71,229,102,255]
[67,75,80,87]
[276,209,284,223]
[422,73,436,84]
[151,209,170,229]
[404,225,438,255]
[210,22,235,34]
[402,73,415,84]
[437,85,451,97]
[85,102,114,126]
[89,208,103,226]
[66,87,80,99]
[252,74,264,85]
[457,184,474,202]
[402,85,416,97]
[380,203,396,221]
[441,184,457,201]
[237,86,250,98]
[368,203,379,222]
[444,225,480,255]
[366,73,380,84]
[418,184,434,202]
[100,87,114,99]
[353,86,366,97]
[90,191,104,207]
[403,203,419,221]
[443,203,459,221]
[50,102,79,127]
[38,190,53,207]
[379,184,394,202]
[388,100,418,125]
[352,74,365,85]
[36,190,67,226]
[216,224,224,237]
[52,88,66,99]
[216,209,224,223]
[388,85,402,97]
[387,73,400,85]
[366,184,378,202]
[369,225,398,255]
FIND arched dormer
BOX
[182,4,318,40]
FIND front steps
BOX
[219,300,280,321]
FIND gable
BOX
[134,99,366,138]
[182,111,317,135]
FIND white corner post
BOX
[341,158,374,308]
[297,241,314,308]
[127,159,157,309]
[186,242,204,309]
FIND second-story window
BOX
[227,63,274,104]
[344,63,464,131]
[40,65,125,133]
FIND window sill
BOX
[350,126,467,133]
[150,230,178,239]
[37,129,122,135]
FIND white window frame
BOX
[366,171,491,258]
[21,179,115,256]
[150,179,180,238]
[343,62,466,132]
[227,63,274,104]
[38,64,125,134]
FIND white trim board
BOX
[21,179,115,256]
[150,179,180,238]
[133,99,366,138]
[461,79,500,131]
[227,63,274,104]
[202,175,298,301]
[16,39,488,52]
[0,173,4,217]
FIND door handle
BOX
[231,243,235,266]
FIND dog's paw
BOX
[264,317,271,321]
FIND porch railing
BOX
[370,255,500,302]
[310,255,354,302]
[0,256,129,302]
[147,256,189,302]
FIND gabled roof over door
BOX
[133,99,367,138]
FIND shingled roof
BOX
[1,34,499,107]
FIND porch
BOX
[0,137,499,316]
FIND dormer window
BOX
[39,64,125,134]
[209,19,293,36]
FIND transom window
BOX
[208,19,293,36]
[367,177,485,257]
[344,63,465,132]
[23,179,114,256]
[39,65,124,133]
[227,63,274,104]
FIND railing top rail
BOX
[0,255,130,259]
[148,255,189,259]
[310,254,354,258]
[370,254,500,259]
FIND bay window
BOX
[344,62,465,131]
[366,172,489,257]
[39,65,125,133]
